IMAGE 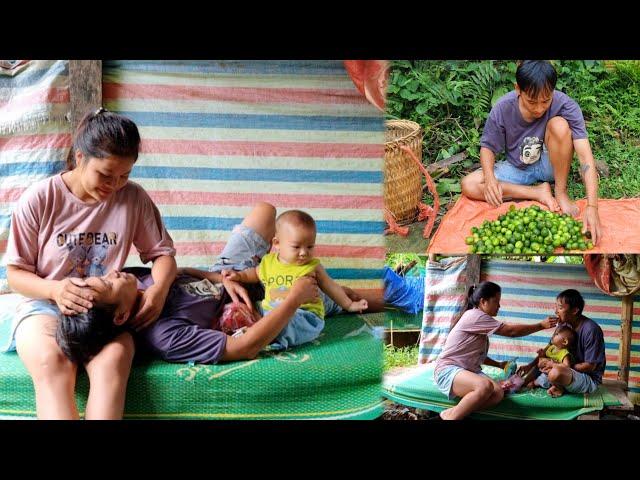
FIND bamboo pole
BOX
[618,294,633,385]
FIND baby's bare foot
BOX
[534,183,560,212]
[547,385,565,397]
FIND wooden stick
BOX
[465,254,481,294]
[618,294,633,385]
[68,60,102,169]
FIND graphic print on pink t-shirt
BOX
[57,231,118,277]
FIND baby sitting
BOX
[222,209,368,349]
[518,324,575,397]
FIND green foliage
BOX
[387,60,640,200]
[385,252,427,271]
[384,344,419,371]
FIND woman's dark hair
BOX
[66,108,141,169]
[515,60,557,98]
[55,305,123,364]
[466,281,501,311]
[557,289,585,315]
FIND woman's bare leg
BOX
[439,370,504,420]
[15,314,79,419]
[84,331,135,420]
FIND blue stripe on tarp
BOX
[131,166,382,183]
[0,162,66,178]
[483,261,587,274]
[419,346,442,357]
[421,326,452,334]
[0,266,380,281]
[0,60,67,89]
[424,305,465,313]
[499,286,625,303]
[117,111,384,132]
[0,216,384,235]
[0,217,384,237]
[162,216,384,234]
[325,268,383,280]
[104,60,346,76]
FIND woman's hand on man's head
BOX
[53,277,94,315]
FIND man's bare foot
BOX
[555,191,579,216]
[533,183,560,212]
[547,385,565,397]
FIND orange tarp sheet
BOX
[427,197,640,254]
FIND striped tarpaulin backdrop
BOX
[418,256,468,364]
[102,60,384,292]
[481,260,640,404]
[0,60,71,293]
[418,258,640,404]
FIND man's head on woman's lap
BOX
[55,270,140,363]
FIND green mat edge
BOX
[382,389,610,420]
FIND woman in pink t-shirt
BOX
[5,109,177,419]
[433,281,557,420]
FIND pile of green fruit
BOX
[465,204,594,255]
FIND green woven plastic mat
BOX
[383,364,622,420]
[359,311,422,331]
[0,314,383,420]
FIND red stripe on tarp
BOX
[425,294,464,303]
[140,139,383,158]
[0,87,69,112]
[2,190,383,209]
[485,273,595,288]
[0,133,71,151]
[103,83,367,105]
[422,316,456,324]
[0,188,25,203]
[147,191,383,209]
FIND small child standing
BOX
[224,210,368,349]
[519,324,575,397]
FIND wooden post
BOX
[67,60,102,169]
[465,254,481,294]
[618,294,633,385]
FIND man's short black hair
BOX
[516,60,557,98]
[557,289,585,316]
[55,305,123,364]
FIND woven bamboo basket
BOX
[384,119,424,225]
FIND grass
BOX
[385,252,427,271]
[384,344,420,371]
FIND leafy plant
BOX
[387,60,640,202]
